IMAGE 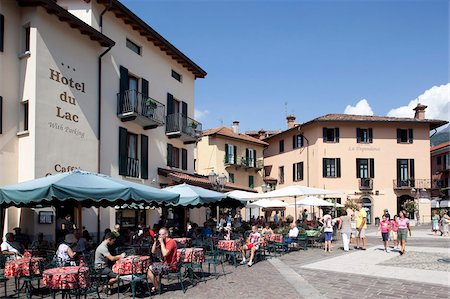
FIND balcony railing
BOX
[224,156,263,170]
[393,179,434,189]
[359,178,373,190]
[166,113,202,143]
[126,157,140,178]
[117,90,165,129]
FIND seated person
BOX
[1,233,23,259]
[13,227,30,250]
[240,226,261,267]
[94,233,126,288]
[201,223,213,237]
[284,223,299,250]
[31,232,50,253]
[56,234,77,265]
[147,228,177,293]
[73,230,89,253]
[261,223,274,241]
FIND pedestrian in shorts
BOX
[378,214,391,252]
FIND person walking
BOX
[355,203,367,250]
[338,210,352,251]
[390,215,399,249]
[319,211,335,252]
[397,210,411,255]
[439,210,450,237]
[378,215,391,252]
[431,210,440,235]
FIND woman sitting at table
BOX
[261,223,274,239]
[56,234,77,265]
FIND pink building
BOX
[263,105,447,224]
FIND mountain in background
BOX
[431,125,450,146]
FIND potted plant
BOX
[191,121,198,130]
[145,98,157,109]
[402,199,418,224]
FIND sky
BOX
[121,0,449,132]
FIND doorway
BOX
[360,197,372,225]
[397,195,414,218]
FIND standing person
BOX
[61,214,76,236]
[302,209,308,221]
[383,209,391,220]
[338,210,352,251]
[95,233,126,289]
[239,226,261,267]
[396,210,411,255]
[147,227,178,293]
[439,210,450,237]
[390,215,399,249]
[355,203,367,250]
[273,212,279,224]
[431,210,440,235]
[378,215,391,252]
[319,211,335,252]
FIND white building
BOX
[0,0,206,241]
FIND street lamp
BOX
[208,170,227,191]
[261,184,270,193]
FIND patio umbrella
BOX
[287,196,344,207]
[246,199,290,208]
[163,183,227,207]
[253,185,338,220]
[0,169,179,207]
[226,190,261,201]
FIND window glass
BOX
[126,38,141,55]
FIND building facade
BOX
[263,106,447,224]
[430,141,450,209]
[0,0,205,239]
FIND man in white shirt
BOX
[284,223,299,250]
[1,233,22,259]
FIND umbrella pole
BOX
[294,196,297,222]
[97,207,100,244]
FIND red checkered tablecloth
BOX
[177,248,205,263]
[217,240,240,251]
[42,266,90,289]
[172,238,191,246]
[268,234,283,243]
[112,255,151,275]
[4,257,43,277]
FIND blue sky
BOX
[122,0,449,132]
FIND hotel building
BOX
[263,105,447,224]
[0,0,207,239]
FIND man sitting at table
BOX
[1,233,23,259]
[240,225,261,267]
[147,227,177,293]
[284,222,299,250]
[94,232,126,288]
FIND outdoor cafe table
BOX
[4,257,44,277]
[268,234,283,243]
[217,240,240,251]
[177,248,205,263]
[172,237,191,246]
[42,266,90,289]
[112,255,151,275]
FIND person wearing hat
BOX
[56,234,77,266]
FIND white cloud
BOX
[194,109,209,120]
[344,99,374,115]
[387,83,450,121]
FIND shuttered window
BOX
[279,140,284,153]
[229,173,235,183]
[140,135,148,179]
[397,128,413,143]
[356,128,373,143]
[323,128,340,142]
[323,158,341,178]
[279,166,285,184]
[248,176,254,188]
[167,143,180,168]
[0,14,4,52]
[181,148,188,170]
[293,134,304,149]
[293,162,304,181]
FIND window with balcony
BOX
[118,127,148,178]
[356,128,373,143]
[246,148,257,167]
[225,143,237,164]
[249,175,254,188]
[279,140,284,153]
[293,162,304,181]
[356,158,374,189]
[396,159,415,187]
[126,38,141,55]
[279,166,285,184]
[397,128,413,143]
[323,158,341,178]
[323,128,340,143]
[293,134,304,149]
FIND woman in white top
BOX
[319,212,336,252]
[56,234,77,265]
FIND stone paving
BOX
[379,251,450,272]
[1,227,448,298]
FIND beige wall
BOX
[264,121,433,223]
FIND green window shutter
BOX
[119,66,128,113]
[141,78,149,99]
[336,158,341,177]
[368,128,373,143]
[369,159,375,178]
[293,135,297,149]
[356,128,361,143]
[408,129,414,143]
[300,162,304,180]
[182,148,188,170]
[323,128,327,142]
[118,127,128,176]
[0,14,4,52]
[233,146,237,164]
[167,93,174,115]
[335,128,340,142]
[356,159,361,178]
[249,176,254,188]
[323,158,327,177]
[396,129,401,143]
[224,143,229,163]
[292,163,296,181]
[140,134,149,179]
[167,143,173,167]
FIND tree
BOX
[402,199,418,219]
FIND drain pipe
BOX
[97,0,114,244]
[298,126,310,187]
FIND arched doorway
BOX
[360,196,372,225]
[397,195,414,218]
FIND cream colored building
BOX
[263,107,447,224]
[0,0,206,240]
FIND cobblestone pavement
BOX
[1,227,448,298]
[379,251,450,271]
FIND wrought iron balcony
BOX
[125,157,140,178]
[393,179,434,190]
[224,156,263,170]
[117,90,165,129]
[359,178,373,190]
[166,113,202,144]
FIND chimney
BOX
[231,121,240,134]
[287,114,296,129]
[413,103,427,120]
[258,129,267,140]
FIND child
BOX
[378,215,391,252]
[390,215,399,249]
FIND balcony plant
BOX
[145,98,157,109]
[190,121,198,130]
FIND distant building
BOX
[430,141,450,209]
[263,105,447,223]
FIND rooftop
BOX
[203,127,269,146]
